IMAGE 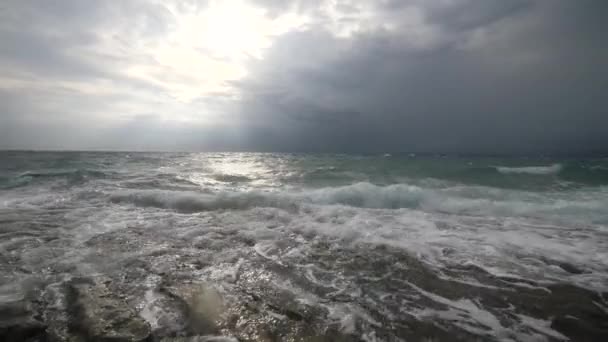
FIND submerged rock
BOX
[0,300,46,342]
[65,277,151,341]
[556,262,585,275]
[0,288,46,342]
[160,282,225,336]
[0,318,46,342]
[161,337,238,342]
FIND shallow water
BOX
[1,152,607,341]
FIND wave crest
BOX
[109,183,429,213]
[109,190,295,213]
[108,182,608,224]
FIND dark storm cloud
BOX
[229,0,608,154]
[0,0,606,154]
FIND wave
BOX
[109,183,427,213]
[20,169,110,179]
[0,169,114,189]
[306,182,425,209]
[289,161,605,191]
[109,190,296,213]
[0,175,33,189]
[306,183,607,223]
[108,182,608,223]
[495,164,562,175]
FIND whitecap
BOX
[495,164,562,175]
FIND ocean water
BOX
[1,151,607,341]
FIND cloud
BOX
[226,0,608,154]
[0,0,606,154]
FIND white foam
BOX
[228,202,608,291]
[109,189,293,213]
[404,281,507,337]
[139,289,163,330]
[33,180,603,293]
[253,241,286,266]
[339,313,357,334]
[405,280,571,341]
[327,303,382,334]
[515,314,568,341]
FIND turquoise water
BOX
[0,152,608,190]
[2,152,608,191]
[2,152,608,224]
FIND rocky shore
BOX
[2,233,607,341]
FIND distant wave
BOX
[0,175,33,189]
[211,173,252,183]
[1,169,112,189]
[495,164,562,175]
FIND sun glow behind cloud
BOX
[126,0,307,103]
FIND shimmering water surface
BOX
[1,152,607,341]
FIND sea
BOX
[1,151,607,341]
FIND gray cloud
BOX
[0,0,606,154]
[228,0,608,154]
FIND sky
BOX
[0,0,606,154]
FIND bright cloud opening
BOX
[125,0,308,103]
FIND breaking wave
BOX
[109,190,296,213]
[109,182,608,223]
[0,169,113,189]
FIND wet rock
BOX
[0,317,46,342]
[552,315,608,342]
[264,295,321,323]
[0,297,46,342]
[41,282,73,342]
[539,284,608,341]
[539,257,587,275]
[556,262,585,275]
[161,337,238,342]
[65,277,151,341]
[225,268,351,341]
